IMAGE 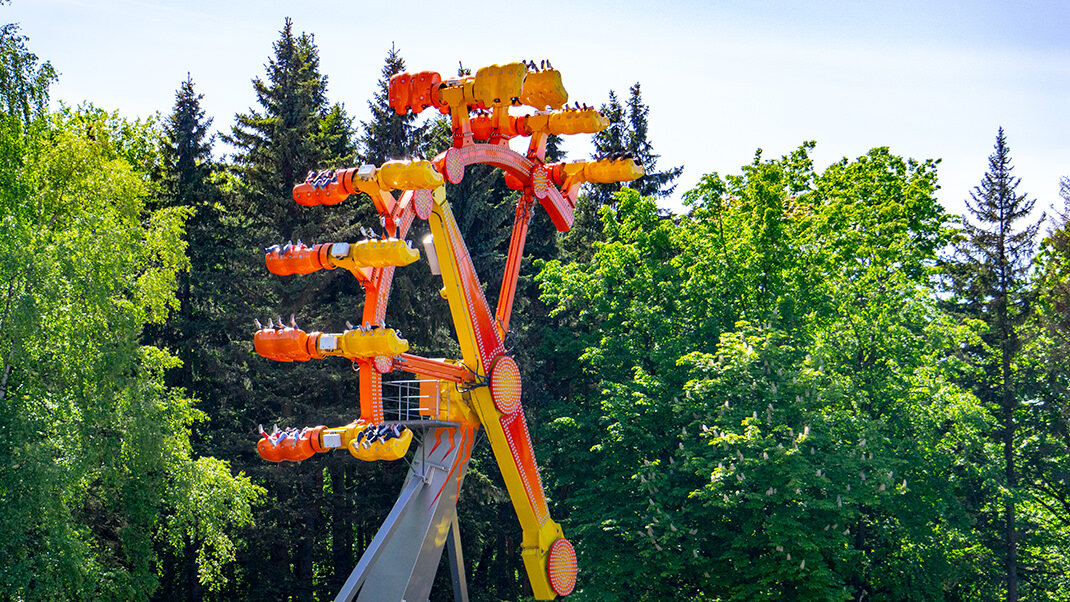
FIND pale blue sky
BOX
[6,0,1068,217]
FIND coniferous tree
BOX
[220,19,359,602]
[563,84,682,262]
[624,83,683,199]
[147,75,221,386]
[588,83,682,207]
[358,43,425,165]
[948,127,1043,602]
[149,73,245,602]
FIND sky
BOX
[6,0,1068,218]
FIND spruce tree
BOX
[227,17,352,233]
[221,19,360,602]
[624,83,683,199]
[588,83,683,207]
[147,75,221,388]
[564,84,682,262]
[949,127,1042,601]
[357,43,425,164]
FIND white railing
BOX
[382,378,452,423]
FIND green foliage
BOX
[0,23,54,124]
[563,84,682,263]
[11,14,1070,600]
[0,95,260,600]
[357,44,437,165]
[535,144,1003,600]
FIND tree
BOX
[0,29,259,599]
[0,23,54,124]
[221,19,361,602]
[536,145,992,600]
[227,17,353,232]
[588,83,683,207]
[146,75,223,390]
[357,43,425,165]
[1018,175,1070,598]
[563,84,682,262]
[947,127,1043,601]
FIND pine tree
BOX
[949,127,1042,602]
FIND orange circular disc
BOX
[413,188,433,220]
[547,537,577,596]
[489,355,522,415]
[373,356,393,374]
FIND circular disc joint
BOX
[489,355,522,415]
[548,537,577,596]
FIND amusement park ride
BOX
[251,61,642,601]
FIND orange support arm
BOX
[496,192,535,338]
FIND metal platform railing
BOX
[382,378,452,424]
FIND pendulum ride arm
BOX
[426,191,568,598]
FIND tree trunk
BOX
[1004,371,1018,602]
[1002,306,1018,602]
[297,468,320,602]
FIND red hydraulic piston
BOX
[265,242,334,276]
[253,325,322,362]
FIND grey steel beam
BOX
[334,425,473,602]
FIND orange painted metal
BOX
[392,353,473,383]
[257,426,323,462]
[265,242,333,276]
[292,167,360,206]
[495,193,534,338]
[253,325,321,362]
[388,70,442,115]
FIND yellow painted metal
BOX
[474,62,528,106]
[584,156,645,183]
[523,107,609,136]
[326,238,420,272]
[320,420,363,450]
[520,69,568,110]
[319,328,408,358]
[427,193,563,599]
[347,428,412,461]
[351,238,419,268]
[317,421,414,461]
[351,159,444,200]
[437,76,477,109]
[558,156,645,189]
[378,159,444,190]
